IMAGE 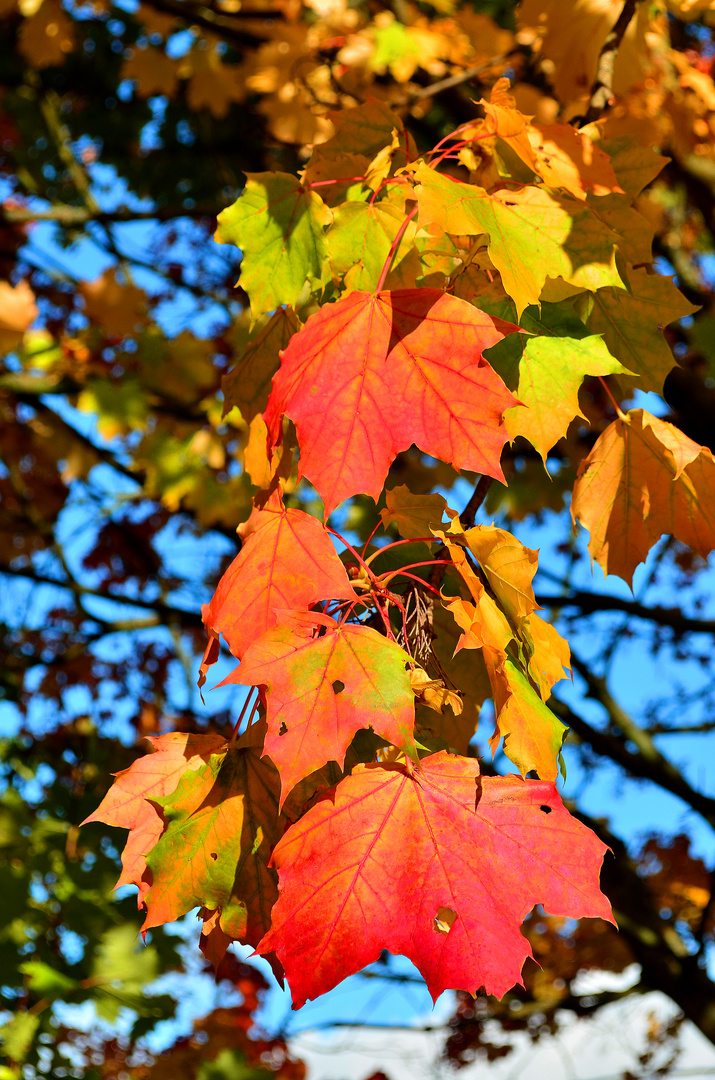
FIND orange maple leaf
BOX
[571,408,715,584]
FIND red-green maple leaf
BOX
[202,490,356,667]
[258,753,613,1005]
[82,731,225,902]
[225,616,415,803]
[264,289,519,517]
[143,723,281,954]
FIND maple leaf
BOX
[222,308,301,424]
[571,408,715,584]
[201,489,356,669]
[429,598,491,736]
[17,0,75,68]
[479,79,623,200]
[587,193,655,265]
[309,97,407,170]
[82,731,226,902]
[529,124,623,200]
[121,44,179,98]
[0,280,37,351]
[326,201,418,293]
[484,650,567,781]
[258,753,613,1005]
[298,100,405,206]
[243,414,294,492]
[80,270,148,338]
[414,164,622,315]
[264,289,520,517]
[587,267,699,395]
[500,333,629,461]
[379,484,448,539]
[517,0,652,106]
[143,722,281,955]
[462,524,540,625]
[443,591,513,656]
[215,173,332,319]
[226,616,415,803]
[481,78,540,175]
[590,133,669,199]
[520,613,572,701]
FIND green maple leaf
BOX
[326,200,418,293]
[485,300,629,460]
[587,266,699,394]
[507,335,628,460]
[414,163,623,315]
[215,172,332,319]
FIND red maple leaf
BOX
[264,289,520,517]
[225,615,415,803]
[258,753,613,1006]
[201,490,357,674]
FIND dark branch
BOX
[536,591,715,635]
[1,206,225,226]
[580,0,641,125]
[459,474,493,529]
[1,565,203,630]
[552,688,715,832]
[136,0,274,46]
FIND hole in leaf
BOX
[539,805,552,815]
[279,722,288,736]
[331,680,345,695]
[433,906,457,934]
[209,852,218,861]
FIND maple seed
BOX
[434,907,457,935]
[332,679,345,695]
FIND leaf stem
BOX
[326,525,378,581]
[383,571,443,598]
[597,375,629,421]
[365,537,438,565]
[361,518,384,556]
[374,205,419,293]
[231,687,258,740]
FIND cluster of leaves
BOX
[86,79,715,1010]
[3,0,715,1074]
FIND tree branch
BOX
[536,591,715,635]
[459,474,493,529]
[551,686,715,832]
[1,564,203,630]
[392,53,514,107]
[580,0,641,125]
[135,0,273,46]
[1,205,226,226]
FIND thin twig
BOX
[391,52,515,108]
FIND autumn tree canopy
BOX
[2,0,715,1076]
